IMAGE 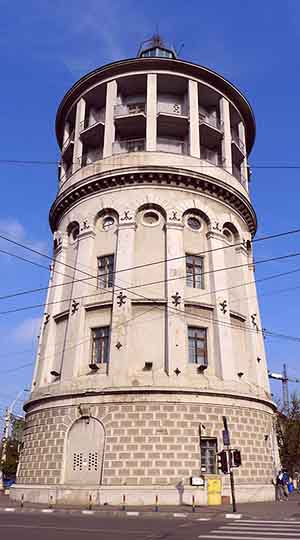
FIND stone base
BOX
[10,483,275,506]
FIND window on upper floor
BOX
[188,326,208,366]
[186,254,204,289]
[200,438,217,474]
[97,255,114,288]
[91,327,110,365]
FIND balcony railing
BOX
[79,150,103,167]
[157,101,187,116]
[62,130,74,152]
[199,114,223,132]
[231,130,245,154]
[79,111,105,132]
[200,146,223,166]
[113,138,146,154]
[114,103,146,117]
[59,164,73,185]
[157,137,188,154]
[232,164,247,188]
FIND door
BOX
[65,418,104,485]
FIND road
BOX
[1,513,300,540]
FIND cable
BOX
[1,226,300,304]
[2,247,300,317]
[5,157,300,169]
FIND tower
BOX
[12,39,277,505]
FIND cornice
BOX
[49,167,257,236]
[24,386,276,413]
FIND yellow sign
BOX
[207,478,222,505]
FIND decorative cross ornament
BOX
[169,211,180,221]
[212,221,222,232]
[71,299,80,314]
[121,210,132,221]
[219,300,227,314]
[251,313,258,330]
[171,292,181,306]
[115,341,123,350]
[174,368,181,376]
[117,291,127,307]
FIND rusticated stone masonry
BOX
[18,399,274,487]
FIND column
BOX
[238,121,248,190]
[146,73,157,151]
[206,230,235,381]
[235,244,270,391]
[38,233,71,385]
[109,221,136,385]
[103,80,117,158]
[66,221,96,380]
[165,221,186,376]
[188,79,200,158]
[73,98,86,173]
[220,97,232,174]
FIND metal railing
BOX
[113,138,146,154]
[157,101,187,116]
[114,103,146,117]
[232,163,247,188]
[199,114,223,132]
[79,111,105,132]
[231,130,245,154]
[80,150,103,167]
[200,146,223,166]
[62,130,74,152]
[157,137,188,154]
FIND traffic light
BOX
[232,449,242,467]
[217,450,229,474]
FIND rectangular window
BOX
[91,327,110,364]
[188,326,208,366]
[97,255,114,288]
[186,254,204,289]
[200,438,217,474]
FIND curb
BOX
[0,506,227,519]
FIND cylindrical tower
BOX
[13,39,277,505]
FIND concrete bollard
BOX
[192,495,195,513]
[88,494,92,511]
[122,494,126,511]
[49,495,53,509]
[155,494,159,512]
[20,494,24,508]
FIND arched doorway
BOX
[64,418,105,485]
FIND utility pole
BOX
[268,364,300,413]
[222,416,237,513]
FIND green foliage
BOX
[277,392,300,475]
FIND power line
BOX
[4,158,300,170]
[1,226,300,304]
[1,261,300,317]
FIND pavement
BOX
[1,490,300,521]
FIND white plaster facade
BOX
[11,44,278,506]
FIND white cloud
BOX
[0,218,48,261]
[13,317,41,344]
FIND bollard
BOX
[20,494,24,509]
[192,495,195,513]
[88,494,92,511]
[155,494,159,512]
[49,495,53,509]
[122,494,126,511]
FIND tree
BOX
[277,393,300,475]
[0,416,25,477]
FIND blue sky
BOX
[0,0,300,420]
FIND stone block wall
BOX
[17,396,275,488]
